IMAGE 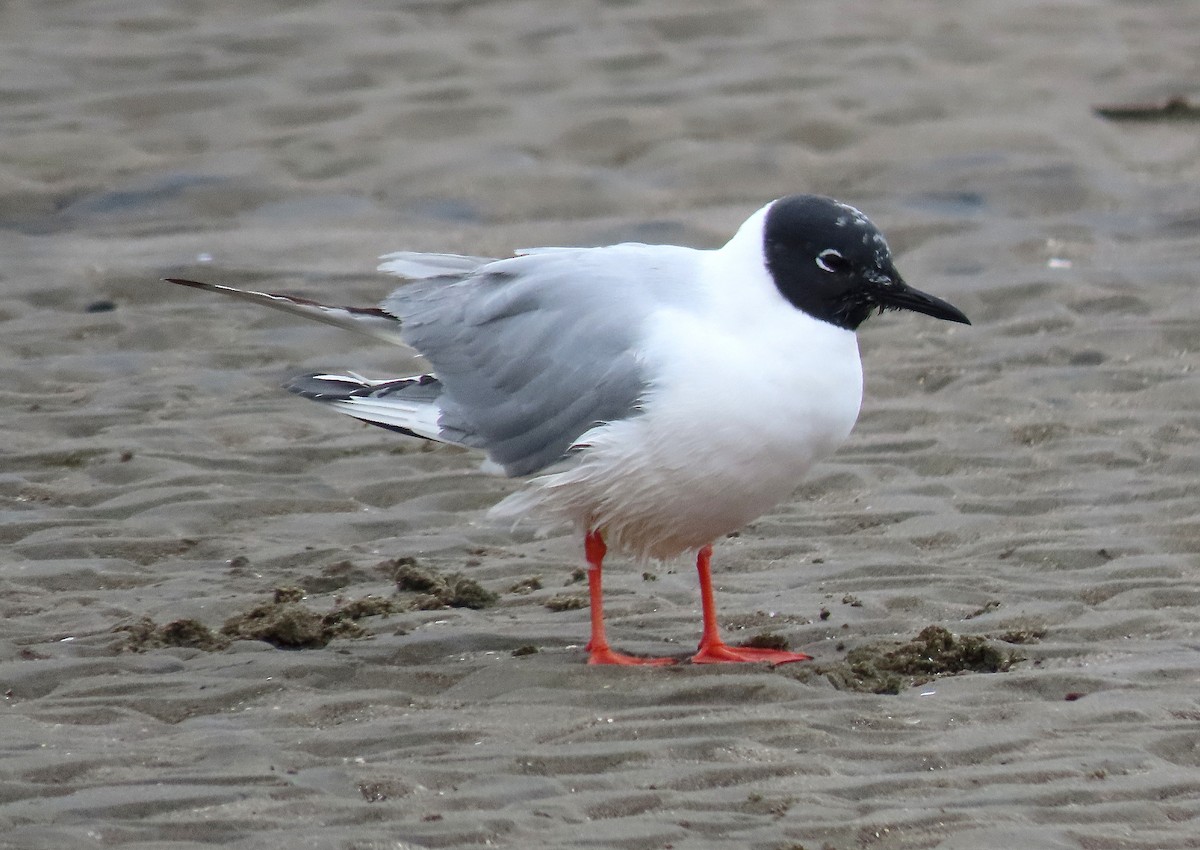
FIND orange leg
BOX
[584,530,674,666]
[690,545,813,665]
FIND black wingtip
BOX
[287,372,443,402]
[164,277,211,289]
[285,372,373,400]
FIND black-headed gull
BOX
[167,194,969,665]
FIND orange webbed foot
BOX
[587,646,676,666]
[690,640,812,665]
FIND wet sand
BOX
[2,2,1200,848]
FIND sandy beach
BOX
[2,1,1199,848]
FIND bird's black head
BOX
[762,195,970,331]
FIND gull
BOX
[166,194,969,665]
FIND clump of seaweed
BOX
[995,626,1047,644]
[543,594,586,612]
[334,595,402,620]
[741,631,790,651]
[117,578,410,653]
[382,558,498,609]
[273,586,306,604]
[220,589,403,648]
[793,625,1020,694]
[508,576,543,594]
[115,617,231,652]
[221,600,358,648]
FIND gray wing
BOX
[380,244,698,477]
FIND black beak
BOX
[876,273,971,325]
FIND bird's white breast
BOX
[488,237,864,561]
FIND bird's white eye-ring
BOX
[816,248,848,273]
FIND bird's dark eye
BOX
[815,248,849,274]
